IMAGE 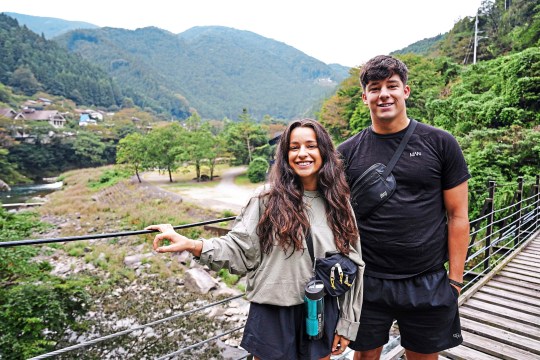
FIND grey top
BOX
[197,187,364,340]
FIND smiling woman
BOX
[145,118,364,360]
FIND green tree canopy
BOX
[116,132,149,182]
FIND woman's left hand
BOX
[331,334,350,355]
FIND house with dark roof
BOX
[12,108,67,128]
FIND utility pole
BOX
[473,12,487,64]
[473,13,479,64]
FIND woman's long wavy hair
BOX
[257,119,358,255]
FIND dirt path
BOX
[140,166,258,214]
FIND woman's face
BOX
[287,126,322,191]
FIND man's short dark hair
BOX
[359,55,409,90]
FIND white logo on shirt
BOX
[410,151,422,157]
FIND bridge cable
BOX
[156,325,245,360]
[28,293,244,360]
[0,216,237,248]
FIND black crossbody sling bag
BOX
[305,230,357,297]
[350,119,417,219]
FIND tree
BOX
[73,131,108,167]
[180,114,210,182]
[146,123,186,182]
[207,132,227,180]
[0,148,27,185]
[224,109,269,165]
[116,132,148,182]
[9,66,41,95]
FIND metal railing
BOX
[2,175,539,359]
[463,175,540,291]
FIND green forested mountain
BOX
[3,12,348,121]
[0,14,123,108]
[4,12,98,38]
[54,25,348,120]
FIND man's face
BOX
[362,74,410,123]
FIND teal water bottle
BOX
[304,279,325,340]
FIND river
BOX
[0,181,63,204]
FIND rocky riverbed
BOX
[31,168,251,359]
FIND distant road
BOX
[142,166,259,214]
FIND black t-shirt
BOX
[338,120,471,278]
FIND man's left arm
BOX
[443,181,470,293]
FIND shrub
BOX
[247,157,268,183]
[87,167,132,190]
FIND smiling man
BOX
[337,55,471,360]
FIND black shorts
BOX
[240,295,339,360]
[348,268,462,354]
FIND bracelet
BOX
[449,279,464,288]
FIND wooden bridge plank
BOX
[506,260,539,272]
[498,270,540,286]
[441,344,502,360]
[479,285,540,307]
[461,330,537,360]
[486,279,540,298]
[512,258,540,268]
[460,317,540,355]
[472,292,540,316]
[460,306,540,341]
[503,265,540,279]
[463,299,539,327]
[517,252,540,262]
[519,246,540,253]
[491,276,540,295]
[381,344,404,360]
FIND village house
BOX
[0,108,17,119]
[0,107,67,142]
[76,109,104,126]
[14,108,67,128]
[0,107,67,129]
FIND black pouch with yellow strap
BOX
[306,231,357,297]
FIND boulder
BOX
[184,268,218,294]
[0,178,10,192]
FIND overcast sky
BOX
[2,0,483,67]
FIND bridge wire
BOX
[156,325,245,360]
[28,293,244,360]
[0,216,237,248]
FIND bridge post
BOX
[483,180,495,273]
[533,175,540,232]
[514,177,523,247]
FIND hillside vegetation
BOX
[320,0,539,216]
